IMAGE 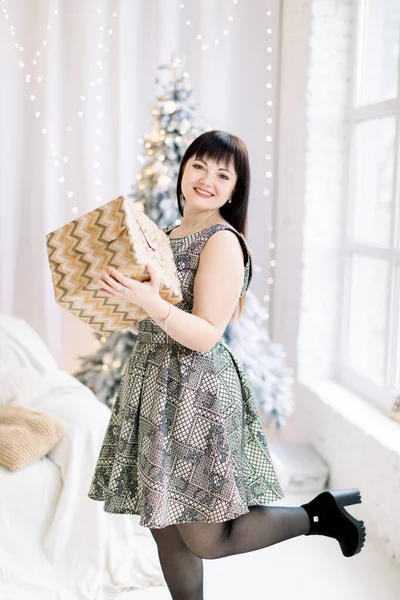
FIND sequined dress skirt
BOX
[88,320,285,529]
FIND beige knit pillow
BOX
[0,399,67,471]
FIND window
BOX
[340,0,400,411]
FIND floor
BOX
[103,493,400,600]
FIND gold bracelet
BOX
[150,302,172,333]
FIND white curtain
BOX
[0,0,280,372]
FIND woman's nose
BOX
[199,173,211,185]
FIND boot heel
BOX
[330,489,362,508]
[301,488,366,557]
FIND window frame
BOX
[338,0,400,413]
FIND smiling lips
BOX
[194,187,213,197]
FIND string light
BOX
[1,0,115,212]
[263,6,275,315]
[180,0,238,49]
[3,0,118,357]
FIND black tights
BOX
[151,524,204,600]
[151,505,310,599]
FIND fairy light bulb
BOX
[262,6,277,306]
[180,0,238,48]
[2,4,114,213]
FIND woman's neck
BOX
[179,210,221,232]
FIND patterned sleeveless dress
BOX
[88,223,284,528]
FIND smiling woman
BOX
[171,154,236,236]
[89,130,365,600]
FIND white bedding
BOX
[0,315,165,600]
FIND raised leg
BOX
[176,505,310,560]
[151,524,204,600]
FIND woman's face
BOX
[180,155,237,212]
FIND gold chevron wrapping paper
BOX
[45,195,182,336]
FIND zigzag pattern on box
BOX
[46,195,182,336]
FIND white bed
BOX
[0,315,165,600]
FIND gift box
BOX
[45,195,182,336]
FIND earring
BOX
[228,196,232,204]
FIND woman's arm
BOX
[146,230,245,353]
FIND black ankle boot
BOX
[301,488,366,558]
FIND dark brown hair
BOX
[176,130,251,320]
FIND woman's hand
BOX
[96,262,162,311]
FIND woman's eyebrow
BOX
[196,158,233,174]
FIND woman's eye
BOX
[193,163,229,180]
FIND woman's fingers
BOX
[97,272,121,295]
[98,272,115,291]
[99,278,116,294]
[96,266,158,308]
[145,262,160,287]
[109,267,131,286]
[100,270,126,290]
[97,269,139,300]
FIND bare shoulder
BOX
[200,227,245,273]
[205,227,241,247]
[192,226,245,333]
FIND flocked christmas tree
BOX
[74,54,294,430]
